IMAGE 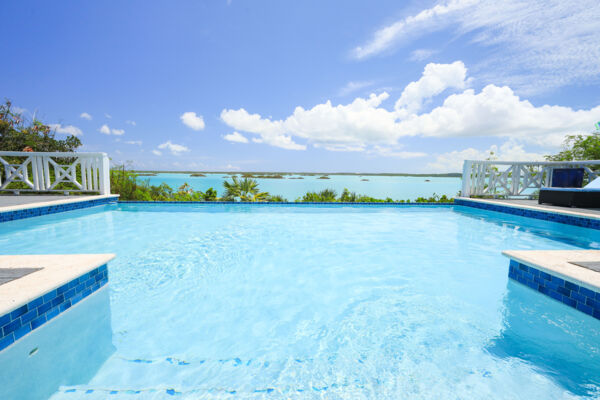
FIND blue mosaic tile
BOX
[508,260,600,320]
[118,200,455,206]
[0,264,109,352]
[0,196,118,223]
[455,198,600,230]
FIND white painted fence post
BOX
[462,160,472,197]
[98,153,111,195]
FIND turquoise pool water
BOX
[1,204,600,399]
[144,173,461,200]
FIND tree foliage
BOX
[545,134,600,161]
[0,100,82,152]
[222,176,270,201]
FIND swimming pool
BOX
[1,203,600,399]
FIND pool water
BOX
[1,204,600,399]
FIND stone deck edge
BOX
[0,195,119,222]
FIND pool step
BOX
[50,355,368,399]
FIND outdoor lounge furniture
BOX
[539,169,600,208]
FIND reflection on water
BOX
[488,281,600,396]
[0,288,114,400]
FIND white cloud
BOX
[99,124,111,135]
[395,61,468,114]
[49,124,83,136]
[152,150,162,156]
[338,81,374,96]
[79,112,92,120]
[426,141,545,172]
[223,131,249,143]
[353,0,600,93]
[104,113,112,119]
[221,61,600,156]
[157,140,190,155]
[125,140,142,145]
[99,124,125,135]
[396,84,600,147]
[180,112,205,131]
[220,109,305,150]
[126,120,136,126]
[409,49,437,62]
[352,0,475,59]
[368,145,427,158]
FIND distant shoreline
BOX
[133,170,462,178]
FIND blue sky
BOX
[2,0,599,173]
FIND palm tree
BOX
[222,176,270,201]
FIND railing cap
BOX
[464,159,600,166]
[0,151,108,157]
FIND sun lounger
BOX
[539,170,600,207]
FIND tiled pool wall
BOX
[455,198,600,230]
[119,201,455,206]
[0,264,108,352]
[508,260,600,319]
[0,196,118,223]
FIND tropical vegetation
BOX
[546,134,600,162]
[0,100,81,153]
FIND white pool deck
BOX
[0,254,115,317]
[0,194,119,213]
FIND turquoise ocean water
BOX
[143,173,461,200]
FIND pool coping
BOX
[0,195,119,222]
[503,250,600,319]
[502,250,600,292]
[0,254,115,317]
[0,254,114,352]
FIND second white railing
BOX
[461,160,600,198]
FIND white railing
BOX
[0,152,110,195]
[461,160,600,198]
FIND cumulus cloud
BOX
[220,61,600,155]
[49,124,83,136]
[396,84,600,147]
[125,140,142,145]
[158,141,190,155]
[426,141,545,172]
[126,120,136,126]
[79,112,92,120]
[353,0,600,93]
[152,150,162,156]
[220,109,305,150]
[99,124,111,135]
[180,112,205,131]
[223,131,249,143]
[395,61,468,114]
[99,124,125,135]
